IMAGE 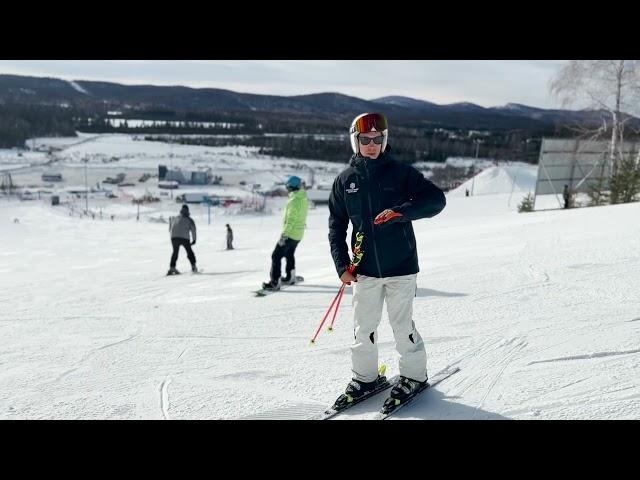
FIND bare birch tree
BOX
[550,60,640,176]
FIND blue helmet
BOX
[285,175,302,190]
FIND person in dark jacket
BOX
[167,204,198,275]
[563,184,572,209]
[226,224,234,250]
[328,113,446,410]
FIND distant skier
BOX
[226,224,234,250]
[328,112,446,410]
[167,204,198,275]
[261,176,309,291]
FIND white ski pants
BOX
[351,273,427,383]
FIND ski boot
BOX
[381,376,428,413]
[261,279,281,291]
[331,374,388,411]
[280,269,297,285]
[167,267,180,276]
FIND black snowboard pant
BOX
[270,237,299,284]
[170,237,196,268]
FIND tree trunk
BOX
[610,61,625,177]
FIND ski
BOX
[312,374,399,420]
[253,276,304,297]
[373,366,460,420]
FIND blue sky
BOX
[0,60,567,109]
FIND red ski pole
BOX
[327,232,364,333]
[310,284,345,344]
[327,282,346,332]
[328,265,356,332]
[310,232,365,343]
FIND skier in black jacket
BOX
[328,112,446,410]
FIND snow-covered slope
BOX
[2,190,639,419]
[449,164,538,197]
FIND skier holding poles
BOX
[326,112,446,411]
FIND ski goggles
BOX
[353,113,388,133]
[358,135,385,146]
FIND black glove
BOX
[191,240,196,245]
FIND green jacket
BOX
[282,189,309,241]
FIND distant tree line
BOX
[76,117,261,135]
[0,104,77,148]
[143,128,547,164]
[0,104,550,163]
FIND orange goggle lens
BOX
[354,113,388,133]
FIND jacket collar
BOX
[350,151,393,172]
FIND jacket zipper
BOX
[364,159,383,278]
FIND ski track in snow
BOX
[55,333,141,381]
[528,348,640,365]
[160,378,171,420]
[476,337,528,410]
[443,336,528,411]
[94,333,141,352]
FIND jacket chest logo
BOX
[346,182,359,194]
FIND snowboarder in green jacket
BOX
[261,176,309,291]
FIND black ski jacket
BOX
[328,151,446,278]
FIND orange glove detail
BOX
[374,209,403,225]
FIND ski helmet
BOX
[285,175,302,190]
[349,113,388,154]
